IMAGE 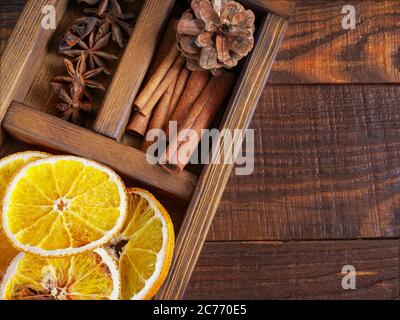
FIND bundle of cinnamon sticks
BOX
[127,19,183,138]
[127,20,235,174]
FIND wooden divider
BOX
[0,0,68,148]
[92,0,176,141]
[2,102,197,201]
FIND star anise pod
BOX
[53,53,105,99]
[51,83,93,124]
[59,16,100,51]
[79,0,133,47]
[51,58,94,124]
[60,32,118,75]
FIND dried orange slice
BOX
[0,248,119,300]
[0,151,50,281]
[2,156,127,257]
[107,188,175,300]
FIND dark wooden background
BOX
[1,0,399,299]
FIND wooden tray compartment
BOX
[0,0,295,299]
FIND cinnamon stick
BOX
[140,55,186,117]
[141,78,177,152]
[160,72,236,174]
[167,67,191,122]
[134,44,180,111]
[166,70,210,137]
[126,20,176,136]
[126,111,152,136]
[148,18,177,76]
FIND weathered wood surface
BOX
[0,0,26,53]
[185,240,400,300]
[269,0,400,83]
[209,85,400,241]
[242,0,297,17]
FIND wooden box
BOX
[0,0,295,299]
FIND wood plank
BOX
[184,240,400,300]
[0,0,68,147]
[208,85,400,241]
[157,13,289,300]
[0,0,26,53]
[242,0,297,17]
[92,0,175,141]
[270,0,400,83]
[2,102,197,201]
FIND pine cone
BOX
[176,0,255,76]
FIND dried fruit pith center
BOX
[53,197,71,212]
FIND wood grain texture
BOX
[185,240,400,300]
[157,13,289,300]
[209,85,400,241]
[270,0,400,83]
[0,0,68,146]
[2,102,197,201]
[93,0,176,141]
[0,0,25,53]
[242,0,297,17]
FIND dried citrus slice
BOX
[107,188,175,300]
[0,151,50,281]
[0,248,119,300]
[2,156,127,257]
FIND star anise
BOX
[53,53,105,99]
[79,0,134,47]
[60,32,118,75]
[51,58,94,124]
[59,16,100,51]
